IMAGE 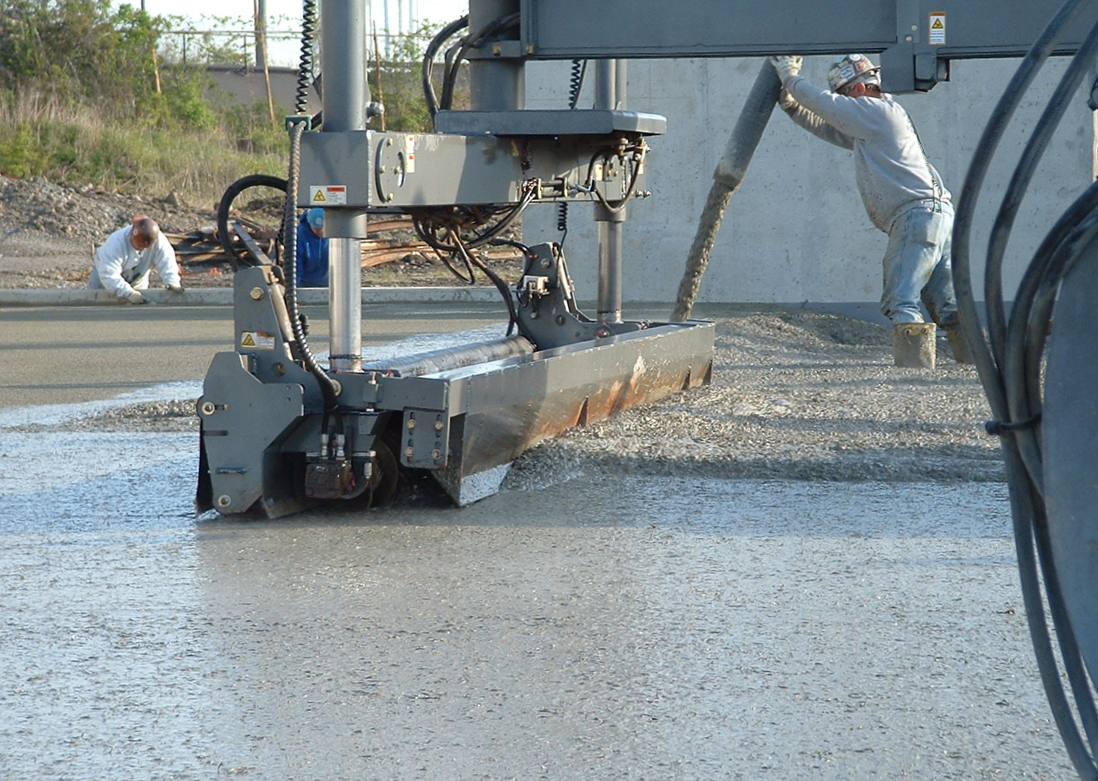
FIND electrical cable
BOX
[568,59,588,110]
[294,0,318,117]
[952,0,1098,776]
[283,121,340,412]
[556,59,589,247]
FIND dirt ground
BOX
[0,174,523,290]
[43,306,1000,487]
[0,174,1000,484]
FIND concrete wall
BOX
[204,65,321,116]
[524,57,1096,309]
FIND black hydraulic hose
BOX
[422,15,469,120]
[1003,184,1098,490]
[295,0,319,116]
[985,11,1098,375]
[951,0,1098,776]
[440,12,520,112]
[994,12,1098,494]
[283,121,339,411]
[952,0,1092,389]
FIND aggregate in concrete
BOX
[0,423,1072,780]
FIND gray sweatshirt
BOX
[782,74,950,233]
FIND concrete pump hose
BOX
[672,60,782,321]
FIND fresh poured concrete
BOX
[0,302,1074,779]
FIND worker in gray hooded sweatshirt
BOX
[771,54,972,368]
[88,214,183,304]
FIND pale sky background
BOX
[114,1,470,66]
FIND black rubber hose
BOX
[422,15,469,120]
[216,174,288,270]
[1003,184,1098,491]
[985,11,1098,376]
[295,0,318,116]
[283,121,339,412]
[440,12,520,112]
[951,0,1098,775]
[994,13,1098,494]
[952,0,1092,391]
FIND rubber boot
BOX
[944,325,975,364]
[893,323,936,368]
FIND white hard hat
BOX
[828,54,880,92]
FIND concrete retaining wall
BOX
[524,57,1095,309]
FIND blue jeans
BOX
[880,200,958,327]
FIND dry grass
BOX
[0,86,287,208]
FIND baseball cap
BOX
[306,208,324,231]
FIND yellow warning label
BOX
[929,12,946,45]
[309,185,347,205]
[240,331,275,350]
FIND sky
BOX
[114,0,470,66]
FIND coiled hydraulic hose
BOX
[294,0,318,116]
[952,0,1098,776]
[557,59,589,247]
[283,121,339,412]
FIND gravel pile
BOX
[0,177,1000,485]
[32,305,999,486]
[0,174,215,257]
[0,174,218,289]
[506,307,1001,488]
[0,174,524,289]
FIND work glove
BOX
[771,55,803,84]
[165,283,184,294]
[126,290,147,305]
[778,87,798,112]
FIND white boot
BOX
[893,323,936,368]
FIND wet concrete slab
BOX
[0,304,1071,779]
[0,417,1072,779]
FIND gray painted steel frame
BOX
[518,0,1098,91]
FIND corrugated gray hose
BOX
[672,61,782,322]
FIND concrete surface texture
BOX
[0,301,1078,778]
[524,56,1094,307]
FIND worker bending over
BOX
[88,214,183,305]
[771,54,972,367]
[296,207,330,288]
